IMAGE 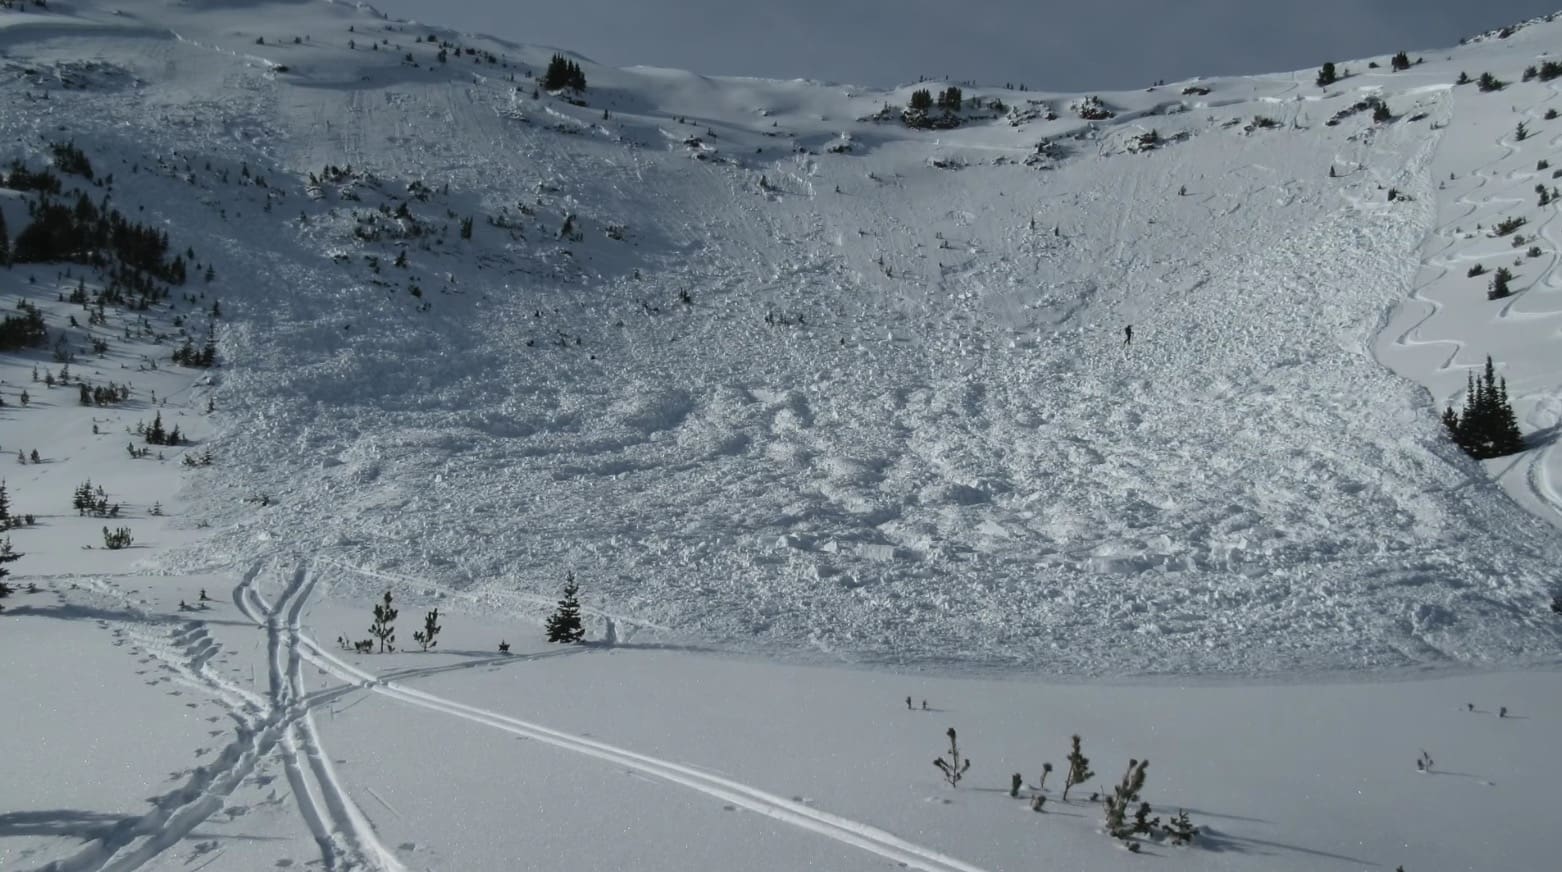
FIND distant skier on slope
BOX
[1124,324,1133,346]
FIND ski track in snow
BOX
[36,554,988,872]
[1379,76,1562,536]
[31,562,401,872]
[8,3,1562,867]
[282,558,993,872]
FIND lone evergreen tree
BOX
[1391,51,1411,71]
[1063,734,1094,801]
[0,537,19,609]
[932,727,972,787]
[545,573,585,643]
[1315,62,1338,87]
[369,590,398,653]
[0,480,11,530]
[1443,356,1525,459]
[413,607,442,651]
[1488,266,1514,300]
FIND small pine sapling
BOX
[1038,761,1053,791]
[1063,734,1094,801]
[369,590,398,653]
[498,640,511,653]
[1416,749,1434,772]
[1165,809,1198,845]
[1131,801,1160,836]
[1104,758,1149,839]
[412,607,442,651]
[932,727,972,787]
[1010,773,1023,797]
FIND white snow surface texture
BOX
[5,0,1562,676]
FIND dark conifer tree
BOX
[413,607,442,651]
[1315,62,1338,87]
[1391,51,1411,71]
[0,536,20,609]
[0,206,9,265]
[908,89,933,112]
[545,573,585,643]
[369,590,398,652]
[1488,267,1513,300]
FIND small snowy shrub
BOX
[1063,734,1094,800]
[1103,758,1149,839]
[1165,809,1199,845]
[932,727,972,787]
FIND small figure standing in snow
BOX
[921,699,929,711]
[1124,325,1133,346]
[906,696,913,710]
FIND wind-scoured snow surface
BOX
[6,0,1562,675]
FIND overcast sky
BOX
[370,0,1562,91]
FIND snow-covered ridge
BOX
[1,0,1561,677]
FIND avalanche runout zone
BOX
[285,562,993,872]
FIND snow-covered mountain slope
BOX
[4,1,1562,677]
[7,3,1562,872]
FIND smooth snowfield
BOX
[2,0,1562,869]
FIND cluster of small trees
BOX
[542,54,586,91]
[79,381,130,407]
[72,480,118,517]
[171,335,217,368]
[49,140,94,180]
[1522,61,1562,82]
[142,412,186,447]
[1442,356,1525,459]
[342,581,586,654]
[13,191,186,286]
[338,590,444,654]
[0,301,47,351]
[901,87,967,129]
[943,728,1196,853]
